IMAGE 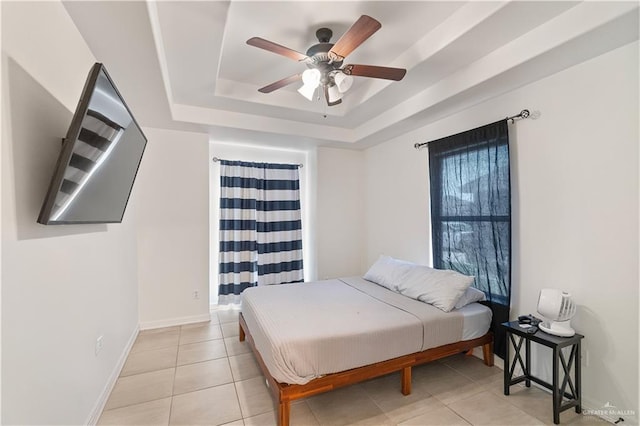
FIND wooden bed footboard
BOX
[239,313,493,426]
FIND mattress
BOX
[458,301,493,341]
[241,276,491,385]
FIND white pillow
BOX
[396,265,474,312]
[454,286,486,309]
[363,255,412,292]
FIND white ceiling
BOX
[63,1,639,150]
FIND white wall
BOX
[136,128,210,328]
[207,143,367,297]
[1,2,139,423]
[364,141,431,267]
[364,41,639,416]
[209,142,311,304]
[316,147,365,278]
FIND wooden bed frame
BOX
[239,312,494,426]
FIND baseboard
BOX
[85,325,139,425]
[139,313,212,330]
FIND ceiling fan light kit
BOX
[247,15,407,107]
[327,85,342,103]
[301,68,321,87]
[333,72,353,93]
[297,80,317,101]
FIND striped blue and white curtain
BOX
[218,160,304,305]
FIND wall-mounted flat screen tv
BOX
[37,63,147,225]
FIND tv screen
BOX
[37,63,147,225]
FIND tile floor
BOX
[98,309,605,425]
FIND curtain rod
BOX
[414,109,532,150]
[212,157,303,168]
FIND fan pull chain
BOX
[321,91,328,119]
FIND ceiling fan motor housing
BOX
[305,28,344,84]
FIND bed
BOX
[238,275,494,426]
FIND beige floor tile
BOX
[98,397,171,425]
[379,395,445,424]
[498,385,602,426]
[495,385,555,423]
[243,411,277,426]
[448,391,546,425]
[219,420,245,426]
[120,346,178,377]
[173,358,234,395]
[217,309,241,324]
[488,374,522,395]
[475,370,506,392]
[347,413,396,425]
[443,353,503,382]
[360,373,444,423]
[224,336,252,356]
[235,376,274,418]
[180,322,224,345]
[306,384,387,426]
[101,319,587,426]
[561,413,610,424]
[359,372,402,397]
[412,361,464,383]
[206,314,221,325]
[419,371,487,405]
[221,321,240,338]
[471,369,505,387]
[177,338,227,366]
[294,401,322,426]
[229,352,262,381]
[243,400,320,426]
[169,383,242,425]
[398,406,471,425]
[131,328,180,353]
[361,371,431,402]
[380,396,446,424]
[105,368,175,410]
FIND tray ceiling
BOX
[63,1,639,149]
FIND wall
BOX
[136,128,210,328]
[209,142,311,305]
[364,141,431,267]
[207,143,367,299]
[364,41,639,416]
[316,147,365,278]
[1,2,139,424]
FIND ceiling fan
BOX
[247,15,407,107]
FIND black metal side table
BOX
[501,321,584,424]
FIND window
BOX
[428,120,511,358]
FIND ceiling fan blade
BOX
[324,85,342,106]
[343,64,407,81]
[247,37,309,62]
[258,74,302,93]
[329,15,381,61]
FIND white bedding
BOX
[458,302,493,340]
[241,276,491,385]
